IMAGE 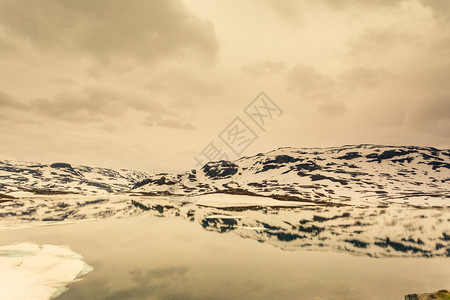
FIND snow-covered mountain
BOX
[133,144,450,206]
[1,145,449,206]
[0,160,153,195]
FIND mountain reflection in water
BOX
[0,194,448,258]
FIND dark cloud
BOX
[0,0,219,67]
[242,61,286,77]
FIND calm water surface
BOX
[0,216,448,300]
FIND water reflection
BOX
[96,267,190,300]
[0,215,448,299]
[195,205,449,257]
[0,195,448,258]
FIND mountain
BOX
[132,144,450,206]
[1,144,449,206]
[0,160,153,195]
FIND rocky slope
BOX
[405,289,449,300]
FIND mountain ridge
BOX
[1,144,449,206]
[0,160,153,195]
[132,144,449,206]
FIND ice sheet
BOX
[0,242,93,300]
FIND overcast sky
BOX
[0,0,449,172]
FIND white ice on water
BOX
[0,242,93,300]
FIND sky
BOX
[0,0,449,172]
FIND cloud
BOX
[339,66,389,90]
[285,64,336,101]
[408,64,450,93]
[285,64,390,117]
[100,267,190,300]
[30,86,171,124]
[0,38,16,58]
[419,0,450,23]
[406,96,450,134]
[286,64,389,99]
[317,101,348,117]
[242,61,286,78]
[32,90,123,122]
[345,28,414,64]
[320,0,403,10]
[263,0,403,23]
[0,0,219,67]
[143,114,194,130]
[148,69,222,100]
[32,89,125,122]
[285,64,348,117]
[0,90,25,110]
[263,0,302,22]
[145,68,224,111]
